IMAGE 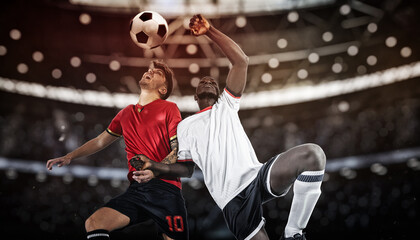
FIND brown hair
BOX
[151,60,174,100]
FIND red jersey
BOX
[107,99,182,188]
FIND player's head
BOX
[139,60,174,100]
[194,76,220,103]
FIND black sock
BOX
[86,229,110,239]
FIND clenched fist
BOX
[189,14,210,36]
[129,154,151,170]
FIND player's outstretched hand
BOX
[189,14,210,36]
[46,155,72,170]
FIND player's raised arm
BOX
[46,130,119,170]
[190,14,249,96]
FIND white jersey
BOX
[177,88,263,209]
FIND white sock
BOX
[284,170,324,238]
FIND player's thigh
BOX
[162,233,173,240]
[250,227,269,240]
[85,207,130,232]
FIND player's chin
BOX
[140,77,150,83]
[199,86,216,94]
[139,79,152,88]
[197,91,218,100]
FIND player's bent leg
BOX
[85,207,130,239]
[268,143,326,239]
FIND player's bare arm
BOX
[162,137,179,164]
[46,130,119,170]
[150,161,195,179]
[190,14,249,96]
[131,154,195,183]
[130,137,178,169]
[130,137,182,182]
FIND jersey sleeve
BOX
[166,103,182,141]
[177,122,193,163]
[219,88,241,111]
[106,109,123,137]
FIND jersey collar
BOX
[196,106,212,114]
[136,99,162,108]
[135,99,162,113]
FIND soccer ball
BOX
[129,11,169,49]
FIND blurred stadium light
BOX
[1,146,419,180]
[2,61,419,111]
[69,0,335,16]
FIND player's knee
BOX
[300,143,326,170]
[85,215,99,232]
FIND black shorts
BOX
[104,178,189,240]
[222,154,290,240]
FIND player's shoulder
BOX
[215,88,241,111]
[157,99,180,110]
[221,88,241,100]
[178,115,193,127]
[159,98,176,105]
[178,113,198,129]
[178,109,207,130]
[177,116,197,139]
[111,104,135,120]
[119,104,135,113]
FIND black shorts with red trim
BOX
[222,154,289,240]
[104,178,189,239]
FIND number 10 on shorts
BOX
[166,215,184,232]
